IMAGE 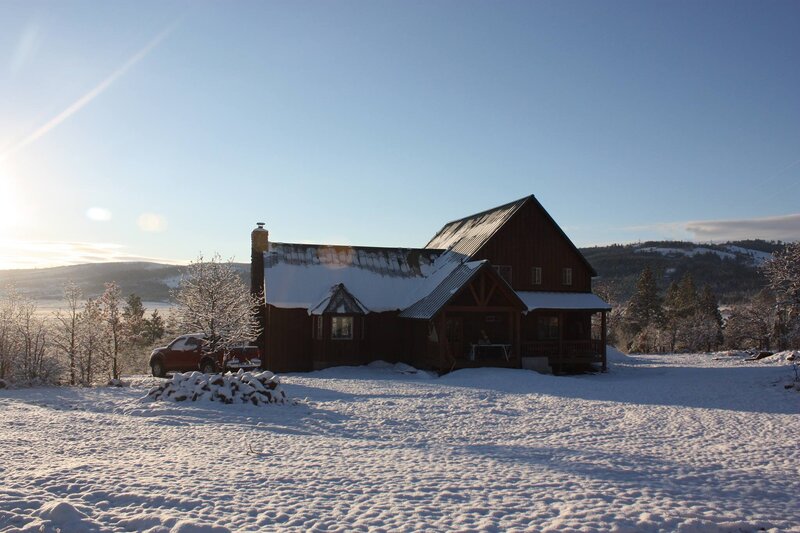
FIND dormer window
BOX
[562,267,572,286]
[532,267,542,286]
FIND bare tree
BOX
[763,242,800,307]
[0,287,21,381]
[77,298,105,385]
[99,282,123,380]
[52,283,82,385]
[172,253,261,353]
[724,291,775,351]
[14,296,58,384]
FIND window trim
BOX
[562,267,573,286]
[532,266,542,286]
[313,315,323,340]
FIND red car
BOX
[149,334,262,377]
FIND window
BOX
[537,316,559,339]
[493,265,512,284]
[331,316,353,340]
[532,267,542,286]
[314,316,323,339]
[170,336,202,351]
[562,267,572,286]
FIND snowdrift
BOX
[144,370,287,406]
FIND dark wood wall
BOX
[267,308,419,372]
[475,200,593,292]
[265,306,312,372]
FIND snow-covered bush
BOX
[144,370,287,405]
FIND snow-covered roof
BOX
[398,261,485,319]
[425,197,528,257]
[264,242,466,314]
[517,291,611,311]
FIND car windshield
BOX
[171,336,202,351]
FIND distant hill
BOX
[582,239,784,304]
[0,239,783,305]
[0,262,248,302]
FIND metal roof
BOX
[398,261,487,320]
[264,243,464,313]
[424,196,529,257]
[425,195,598,277]
[517,291,611,311]
[266,242,443,277]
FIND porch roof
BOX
[517,291,611,312]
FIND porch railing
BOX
[521,340,605,362]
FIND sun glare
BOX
[0,163,30,239]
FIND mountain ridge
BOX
[0,239,784,305]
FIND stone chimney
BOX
[251,222,269,296]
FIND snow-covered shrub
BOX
[144,370,287,405]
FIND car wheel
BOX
[201,360,216,374]
[151,360,165,378]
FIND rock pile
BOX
[145,370,287,406]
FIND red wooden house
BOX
[251,195,610,374]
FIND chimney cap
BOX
[256,222,266,229]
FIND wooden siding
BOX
[473,200,593,292]
[265,306,312,373]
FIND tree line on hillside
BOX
[606,243,800,353]
[0,254,261,387]
[583,239,786,304]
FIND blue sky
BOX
[1,0,799,269]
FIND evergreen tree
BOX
[674,273,699,319]
[625,266,663,331]
[122,294,148,347]
[144,309,166,345]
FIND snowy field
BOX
[1,350,798,532]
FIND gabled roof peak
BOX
[434,195,534,230]
[424,196,532,257]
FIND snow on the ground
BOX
[1,351,799,532]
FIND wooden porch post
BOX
[439,311,448,372]
[558,311,565,374]
[601,311,607,372]
[514,311,521,367]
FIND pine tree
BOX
[122,294,147,341]
[675,273,699,319]
[626,267,663,332]
[144,309,166,345]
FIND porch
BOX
[518,302,609,374]
[521,339,606,372]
